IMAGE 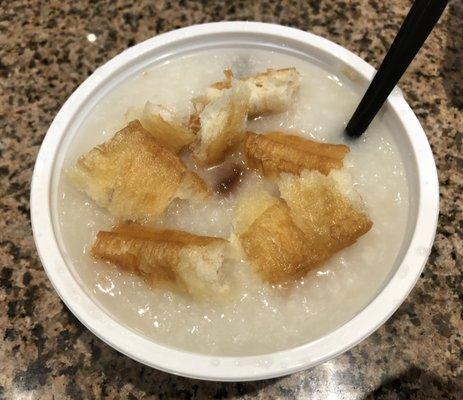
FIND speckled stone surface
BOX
[1,0,462,398]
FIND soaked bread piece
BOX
[176,171,211,201]
[233,187,279,235]
[202,69,234,103]
[206,68,301,117]
[68,120,209,221]
[278,169,373,254]
[239,203,322,283]
[193,81,250,166]
[126,102,195,153]
[244,68,301,117]
[245,131,349,178]
[187,112,202,135]
[92,223,229,298]
[191,68,300,165]
[234,188,325,284]
[235,169,372,284]
[210,69,234,90]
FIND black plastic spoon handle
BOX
[345,0,448,138]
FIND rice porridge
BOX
[57,48,409,356]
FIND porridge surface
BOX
[57,48,409,356]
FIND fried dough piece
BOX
[233,187,279,235]
[234,188,326,283]
[187,98,206,135]
[203,69,233,102]
[206,68,301,117]
[68,120,209,221]
[126,102,195,153]
[278,170,373,254]
[92,223,229,298]
[193,81,250,166]
[210,69,234,90]
[190,68,299,164]
[187,112,201,134]
[245,131,350,178]
[176,171,211,201]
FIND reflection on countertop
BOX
[0,0,462,398]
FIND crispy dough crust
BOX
[235,169,372,284]
[140,103,195,153]
[239,202,323,283]
[125,102,195,153]
[278,170,373,254]
[92,223,228,298]
[207,68,301,117]
[191,68,301,166]
[68,120,209,221]
[245,131,349,178]
[193,82,249,166]
[234,189,325,284]
[176,171,211,201]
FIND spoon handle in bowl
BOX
[346,0,448,138]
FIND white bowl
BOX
[30,22,439,381]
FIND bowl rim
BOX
[30,21,439,382]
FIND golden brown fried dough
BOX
[210,68,233,90]
[68,120,209,221]
[240,203,322,283]
[193,81,250,166]
[126,102,195,153]
[244,68,301,117]
[140,102,195,153]
[92,223,229,298]
[233,187,279,235]
[235,169,372,284]
[245,131,349,178]
[206,68,301,117]
[187,112,202,134]
[278,170,373,254]
[191,68,300,165]
[176,171,211,201]
[234,188,325,284]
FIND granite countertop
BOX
[1,0,462,398]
